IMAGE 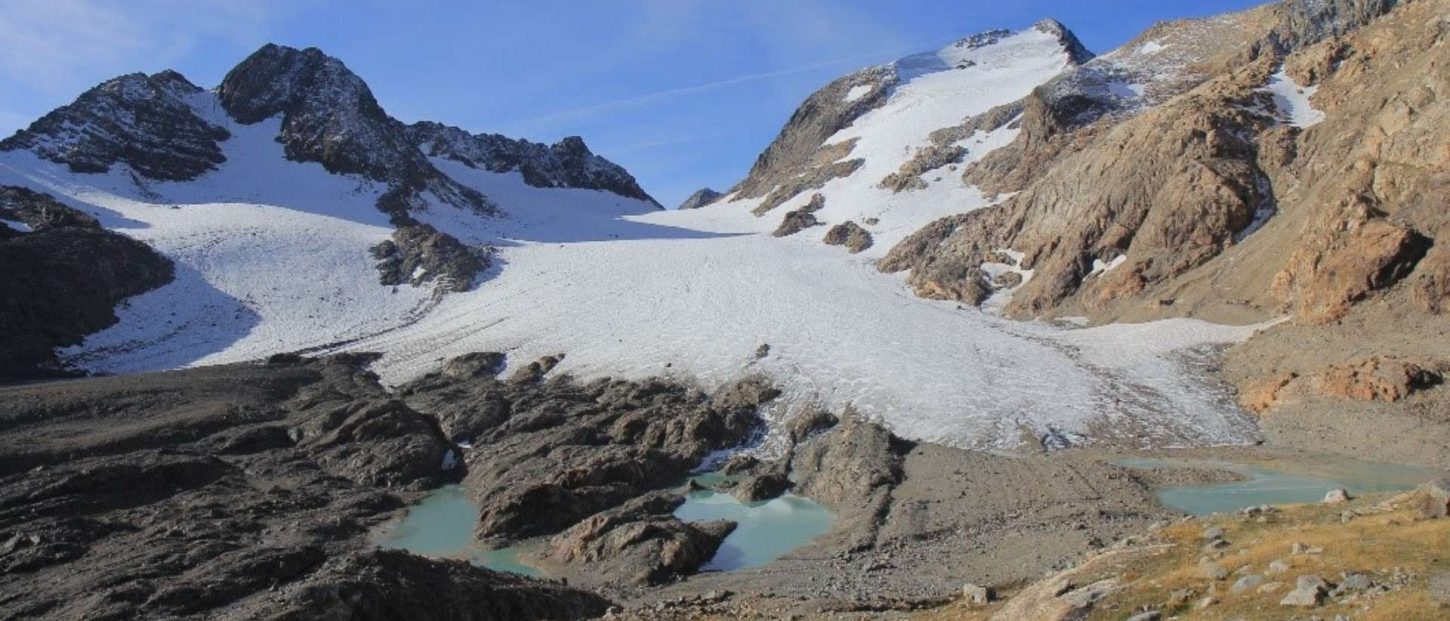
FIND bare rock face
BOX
[730,65,894,208]
[218,44,493,221]
[823,221,873,253]
[0,71,229,180]
[1413,241,1450,314]
[547,492,735,585]
[1273,212,1431,324]
[371,222,491,293]
[290,399,456,489]
[409,122,660,207]
[0,187,173,381]
[441,352,507,380]
[884,0,1440,331]
[1315,356,1441,402]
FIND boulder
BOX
[1278,575,1327,607]
[823,221,874,253]
[442,352,506,379]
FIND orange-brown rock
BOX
[1272,215,1431,324]
[1413,241,1450,314]
[1316,356,1441,402]
[1239,371,1299,413]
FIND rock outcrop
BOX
[677,188,723,210]
[0,187,173,380]
[0,356,616,620]
[822,221,873,253]
[409,121,659,207]
[547,492,735,585]
[371,222,491,294]
[396,365,773,545]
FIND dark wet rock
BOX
[720,454,761,476]
[260,549,612,620]
[392,374,772,545]
[730,470,791,502]
[371,222,491,293]
[823,221,873,253]
[0,187,173,381]
[0,71,229,180]
[410,122,659,207]
[548,492,735,585]
[678,188,724,210]
[0,357,607,620]
[789,408,840,444]
[291,399,456,489]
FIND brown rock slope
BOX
[880,0,1450,466]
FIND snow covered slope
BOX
[0,33,1274,452]
[714,22,1088,256]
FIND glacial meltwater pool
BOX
[376,475,834,576]
[1117,456,1443,515]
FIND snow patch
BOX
[1261,69,1325,129]
[1088,255,1128,277]
[844,84,872,103]
[1137,40,1167,55]
[0,217,31,232]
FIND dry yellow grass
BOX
[907,491,1449,621]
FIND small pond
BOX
[376,474,834,576]
[674,472,834,571]
[1117,456,1442,516]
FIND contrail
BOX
[506,42,927,130]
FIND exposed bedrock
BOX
[0,355,614,620]
[395,364,776,545]
[0,187,174,381]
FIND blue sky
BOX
[0,0,1265,207]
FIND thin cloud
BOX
[506,43,918,131]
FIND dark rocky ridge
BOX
[0,187,173,382]
[410,122,660,207]
[0,71,229,181]
[217,44,495,222]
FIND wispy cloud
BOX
[506,43,914,132]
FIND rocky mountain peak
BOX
[1032,18,1095,64]
[0,70,229,180]
[218,43,493,220]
